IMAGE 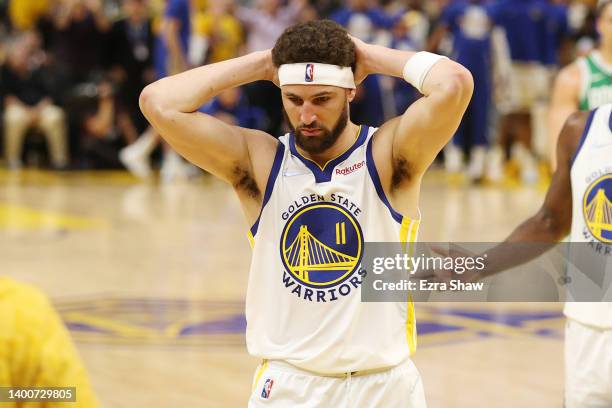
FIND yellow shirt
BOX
[193,12,243,63]
[0,278,99,407]
[9,0,49,31]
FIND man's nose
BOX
[300,103,317,125]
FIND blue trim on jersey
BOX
[250,142,285,237]
[289,126,369,183]
[571,108,597,168]
[365,134,403,224]
[608,108,612,134]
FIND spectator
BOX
[49,0,111,85]
[8,0,51,31]
[0,277,99,408]
[199,87,267,129]
[236,0,307,54]
[489,0,555,184]
[388,12,425,118]
[154,0,190,78]
[2,32,68,170]
[331,0,401,126]
[428,0,498,181]
[330,0,400,42]
[80,80,134,169]
[107,0,155,135]
[236,0,307,136]
[192,0,244,65]
[121,0,196,180]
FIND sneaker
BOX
[511,143,539,185]
[7,159,23,170]
[119,144,152,179]
[466,146,486,181]
[486,146,504,182]
[160,150,188,182]
[444,143,463,173]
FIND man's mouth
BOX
[300,128,322,136]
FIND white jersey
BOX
[564,104,612,328]
[245,126,420,374]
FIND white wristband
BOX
[402,52,447,93]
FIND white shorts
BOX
[248,359,426,408]
[498,63,551,114]
[565,319,612,407]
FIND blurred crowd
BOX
[0,0,604,182]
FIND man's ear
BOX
[347,88,356,103]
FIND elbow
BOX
[440,63,474,109]
[139,83,158,119]
[139,81,171,122]
[536,208,570,241]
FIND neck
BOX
[296,121,360,167]
[599,43,612,64]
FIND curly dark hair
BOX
[272,20,355,71]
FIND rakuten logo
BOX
[336,161,365,175]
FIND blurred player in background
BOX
[491,0,568,184]
[427,103,612,406]
[119,0,195,180]
[0,277,99,407]
[428,0,498,181]
[549,0,612,170]
[2,31,69,170]
[141,19,472,406]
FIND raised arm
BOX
[139,51,279,190]
[353,38,473,214]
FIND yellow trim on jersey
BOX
[406,293,417,355]
[252,360,269,392]
[296,126,362,171]
[399,216,420,355]
[247,230,255,249]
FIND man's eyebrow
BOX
[283,92,334,98]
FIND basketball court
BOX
[1,168,564,407]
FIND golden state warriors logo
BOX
[280,201,366,302]
[583,174,612,243]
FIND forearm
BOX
[482,213,566,276]
[141,51,271,114]
[365,44,415,80]
[365,44,469,99]
[87,99,114,137]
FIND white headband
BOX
[278,63,356,89]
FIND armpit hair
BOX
[232,165,261,199]
[391,157,415,191]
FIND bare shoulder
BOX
[242,127,282,195]
[554,61,582,89]
[558,110,591,158]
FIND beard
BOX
[285,104,349,155]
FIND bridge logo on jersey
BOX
[280,202,365,302]
[583,174,612,243]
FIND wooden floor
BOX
[0,168,565,407]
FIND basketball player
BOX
[548,0,612,170]
[0,277,99,407]
[427,105,612,407]
[140,20,473,406]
